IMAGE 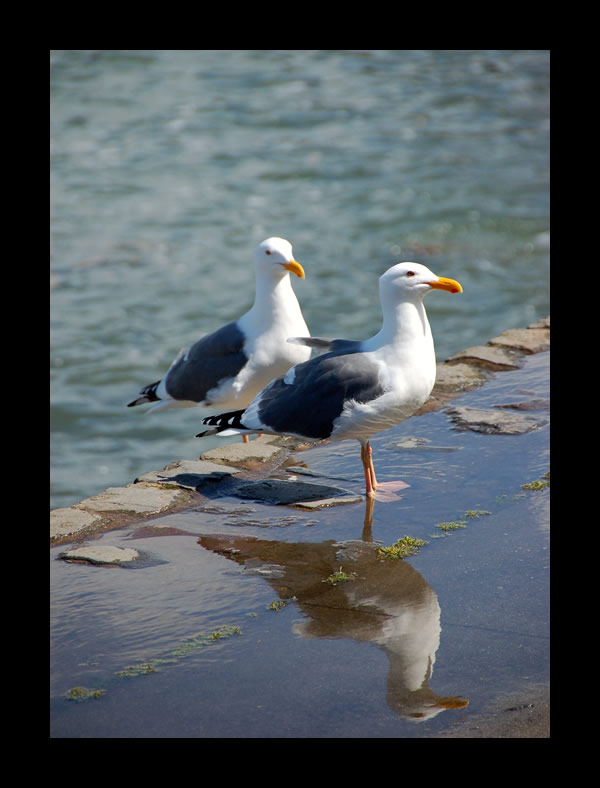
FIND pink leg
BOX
[360,440,409,502]
[366,442,378,491]
[360,441,378,498]
[242,434,262,443]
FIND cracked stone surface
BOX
[433,362,488,391]
[200,435,288,465]
[489,327,550,354]
[136,459,240,488]
[59,545,140,565]
[75,483,185,514]
[447,345,521,370]
[50,507,102,539]
[447,406,548,435]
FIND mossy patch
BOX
[65,686,105,701]
[115,625,242,679]
[522,471,550,491]
[116,661,165,678]
[377,536,427,559]
[268,599,288,611]
[323,567,358,585]
[435,521,467,533]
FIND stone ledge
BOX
[446,344,521,370]
[433,361,488,391]
[199,434,291,467]
[136,459,240,488]
[74,482,185,515]
[447,406,548,435]
[51,507,102,540]
[489,327,550,354]
[59,545,140,566]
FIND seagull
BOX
[127,238,312,433]
[197,262,462,497]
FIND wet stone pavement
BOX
[50,319,549,738]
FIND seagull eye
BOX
[265,250,271,255]
[406,270,416,277]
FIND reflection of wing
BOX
[198,535,468,720]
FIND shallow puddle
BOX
[50,353,549,738]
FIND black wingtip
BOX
[127,397,146,408]
[196,409,246,438]
[196,427,220,438]
[128,381,162,408]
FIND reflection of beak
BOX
[282,259,305,279]
[437,696,470,710]
[427,276,462,294]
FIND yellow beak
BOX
[427,276,462,294]
[282,259,305,279]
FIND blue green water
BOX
[50,50,549,510]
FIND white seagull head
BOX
[379,261,463,303]
[255,237,305,280]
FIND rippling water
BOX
[50,50,549,510]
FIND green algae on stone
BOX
[166,625,242,656]
[115,660,166,678]
[268,599,288,611]
[115,625,242,679]
[209,626,242,641]
[377,536,427,559]
[522,471,550,491]
[323,567,358,585]
[435,521,467,533]
[66,686,105,701]
[433,509,491,536]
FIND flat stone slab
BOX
[489,327,550,354]
[447,345,521,370]
[433,362,487,392]
[200,435,287,465]
[59,545,140,565]
[447,406,548,435]
[234,479,361,506]
[75,483,185,514]
[136,459,239,489]
[50,507,102,539]
[494,398,550,412]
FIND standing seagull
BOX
[197,262,462,497]
[128,238,311,425]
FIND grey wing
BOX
[164,321,248,402]
[288,336,363,353]
[252,348,384,440]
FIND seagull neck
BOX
[248,273,300,325]
[368,298,432,350]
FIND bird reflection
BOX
[198,534,468,721]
